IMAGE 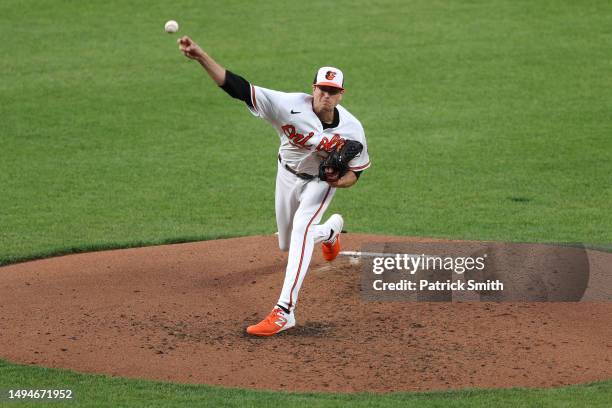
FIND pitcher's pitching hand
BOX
[178,36,205,60]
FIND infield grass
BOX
[1,0,611,406]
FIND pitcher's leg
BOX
[245,167,304,337]
[277,181,335,311]
[311,215,341,244]
[275,162,299,251]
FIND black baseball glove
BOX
[318,140,363,182]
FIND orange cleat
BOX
[322,236,341,261]
[246,306,296,337]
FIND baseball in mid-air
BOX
[164,20,179,34]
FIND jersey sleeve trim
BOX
[349,161,371,171]
[250,84,258,111]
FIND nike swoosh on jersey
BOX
[290,109,301,114]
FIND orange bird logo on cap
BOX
[325,71,337,80]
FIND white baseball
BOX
[164,20,179,34]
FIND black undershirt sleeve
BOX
[220,70,253,108]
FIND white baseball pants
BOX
[275,160,336,311]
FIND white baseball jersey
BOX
[233,81,371,314]
[247,85,371,176]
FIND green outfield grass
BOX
[1,0,611,405]
[2,0,611,265]
[1,360,611,408]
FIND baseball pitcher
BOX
[178,36,370,336]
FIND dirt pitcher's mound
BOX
[0,234,611,393]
